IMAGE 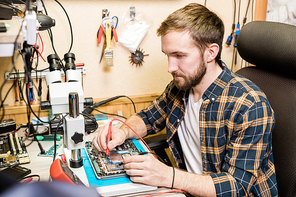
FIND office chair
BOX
[236,21,296,197]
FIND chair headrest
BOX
[237,21,296,77]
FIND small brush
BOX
[104,20,113,67]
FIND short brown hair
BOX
[157,3,224,62]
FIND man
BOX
[93,3,278,196]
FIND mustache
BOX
[172,72,185,78]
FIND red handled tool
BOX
[50,158,84,185]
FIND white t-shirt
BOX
[177,89,203,174]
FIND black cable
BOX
[53,115,64,162]
[237,0,241,23]
[53,0,73,53]
[231,0,242,69]
[20,48,51,124]
[40,0,73,54]
[40,0,65,71]
[19,47,55,124]
[32,67,49,72]
[31,48,40,71]
[232,0,236,35]
[226,0,236,47]
[2,82,15,104]
[93,108,127,120]
[231,47,236,71]
[125,95,136,113]
[242,0,251,26]
[24,134,34,147]
[81,112,98,134]
[83,95,136,115]
[19,77,55,124]
[238,0,251,69]
[25,86,32,127]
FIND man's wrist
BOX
[120,125,132,140]
[171,166,175,189]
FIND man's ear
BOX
[205,43,219,63]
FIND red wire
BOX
[32,33,46,62]
[106,119,154,157]
[141,190,188,197]
[105,120,189,196]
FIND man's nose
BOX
[167,57,178,74]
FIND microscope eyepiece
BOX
[64,53,76,70]
[47,54,61,72]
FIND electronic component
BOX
[0,165,31,180]
[38,142,62,157]
[85,139,140,179]
[0,133,30,167]
[0,119,16,134]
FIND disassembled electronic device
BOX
[0,133,30,167]
[85,139,140,179]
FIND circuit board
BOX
[0,133,30,167]
[85,139,140,179]
[38,142,62,157]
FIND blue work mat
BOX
[82,139,146,187]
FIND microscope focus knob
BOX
[71,132,84,144]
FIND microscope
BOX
[41,53,92,168]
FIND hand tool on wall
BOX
[97,9,118,64]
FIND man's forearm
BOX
[173,168,216,197]
[120,114,148,140]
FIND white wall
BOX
[0,0,254,106]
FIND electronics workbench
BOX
[15,128,185,197]
[0,1,187,196]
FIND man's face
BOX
[161,30,207,91]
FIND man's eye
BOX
[176,55,184,58]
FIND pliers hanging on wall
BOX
[97,17,118,44]
[97,10,118,63]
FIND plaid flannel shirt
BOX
[137,64,278,196]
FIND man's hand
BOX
[92,123,127,152]
[123,154,172,188]
[92,115,148,152]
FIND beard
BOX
[172,60,207,91]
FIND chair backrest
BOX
[236,21,296,197]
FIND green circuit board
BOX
[85,139,140,179]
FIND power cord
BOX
[83,95,136,115]
[81,112,98,134]
[93,108,127,120]
[225,0,236,47]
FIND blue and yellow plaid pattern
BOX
[137,64,278,196]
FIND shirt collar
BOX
[202,61,234,103]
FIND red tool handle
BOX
[112,27,118,42]
[97,25,104,44]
